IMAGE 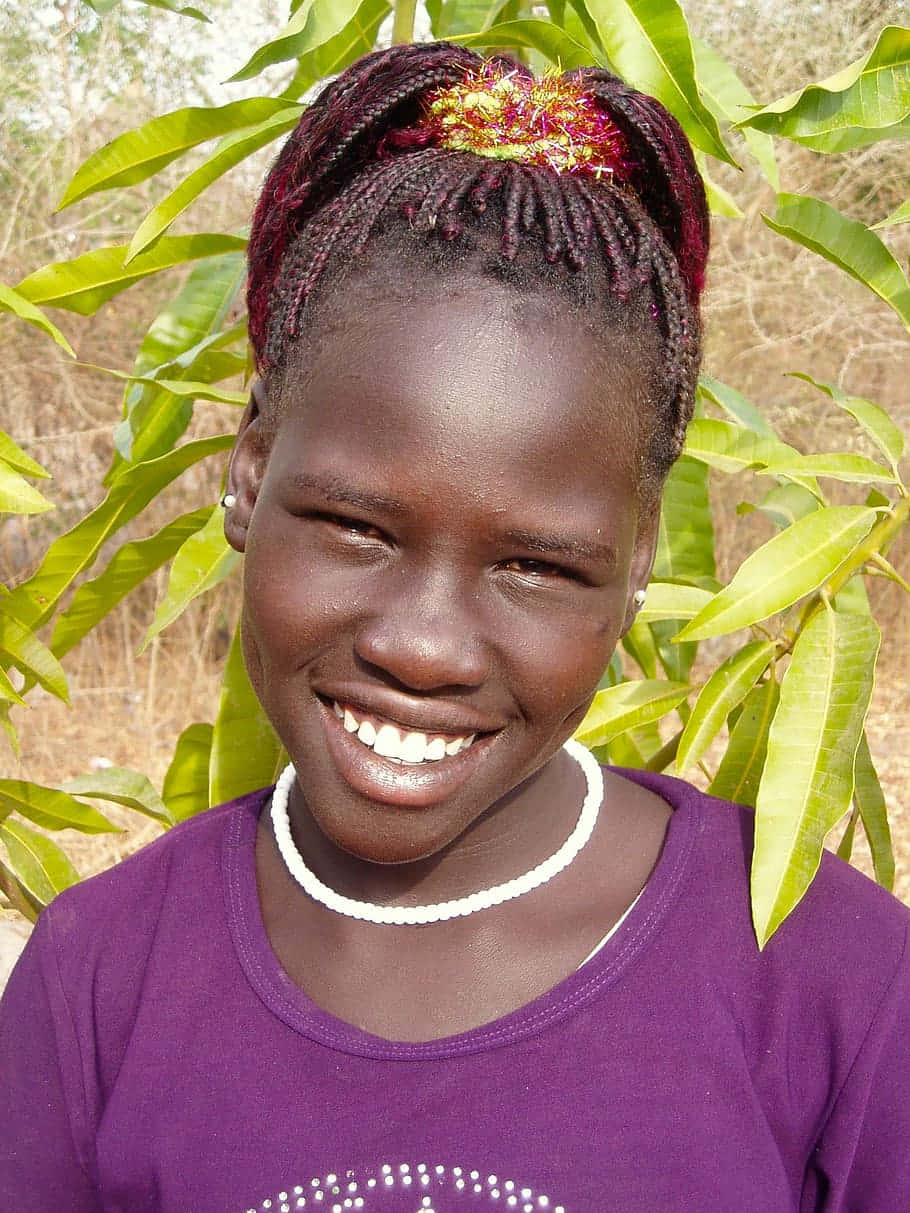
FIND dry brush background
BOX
[2,0,909,895]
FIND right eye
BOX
[319,512,387,543]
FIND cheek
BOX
[508,604,623,719]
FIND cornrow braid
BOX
[247,41,709,477]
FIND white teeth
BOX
[334,701,476,764]
[400,731,428,764]
[373,723,402,759]
[425,737,446,761]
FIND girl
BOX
[3,40,910,1212]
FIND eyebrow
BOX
[504,528,618,567]
[288,472,407,517]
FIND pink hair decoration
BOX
[420,63,631,181]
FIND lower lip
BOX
[320,700,494,809]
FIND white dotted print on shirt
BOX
[244,1162,565,1213]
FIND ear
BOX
[621,502,660,635]
[224,379,272,554]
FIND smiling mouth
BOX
[331,700,477,765]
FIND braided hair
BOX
[246,42,709,479]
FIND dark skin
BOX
[226,284,672,1042]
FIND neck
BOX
[280,746,586,909]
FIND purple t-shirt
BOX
[2,769,910,1211]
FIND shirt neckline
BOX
[222,767,701,1061]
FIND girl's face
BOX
[227,287,659,865]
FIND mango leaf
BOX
[0,462,54,515]
[788,373,905,473]
[0,283,76,357]
[676,505,877,642]
[282,0,391,98]
[575,679,690,748]
[836,806,858,862]
[51,507,210,658]
[15,235,247,316]
[755,450,896,486]
[0,611,68,702]
[697,374,777,439]
[126,108,303,261]
[85,364,247,406]
[0,820,80,906]
[580,0,735,164]
[622,615,659,678]
[683,417,820,495]
[751,604,879,946]
[230,0,365,82]
[708,675,779,807]
[209,627,283,806]
[763,194,910,335]
[456,19,603,70]
[61,768,171,826]
[607,720,663,767]
[738,26,910,153]
[676,640,775,774]
[744,483,820,530]
[163,722,214,823]
[691,35,778,187]
[142,505,240,647]
[0,779,118,833]
[0,431,49,481]
[873,199,910,229]
[636,581,713,623]
[58,98,294,208]
[136,0,210,19]
[0,856,41,920]
[853,731,895,891]
[427,0,506,38]
[5,434,232,630]
[694,152,743,218]
[654,454,716,584]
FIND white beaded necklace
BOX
[270,736,603,925]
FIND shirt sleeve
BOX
[0,914,101,1211]
[805,922,910,1211]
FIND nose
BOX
[353,566,490,692]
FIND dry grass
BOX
[3,5,910,902]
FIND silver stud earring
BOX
[220,493,237,510]
[632,589,647,608]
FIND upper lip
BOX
[317,686,504,737]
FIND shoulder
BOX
[38,788,270,985]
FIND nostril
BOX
[353,613,488,692]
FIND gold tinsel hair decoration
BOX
[421,63,631,179]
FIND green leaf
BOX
[763,194,910,335]
[683,417,814,482]
[755,450,896,485]
[0,820,80,906]
[456,19,604,70]
[230,0,365,82]
[654,454,716,584]
[0,431,50,480]
[58,98,294,208]
[126,108,302,261]
[142,505,240,646]
[738,26,910,153]
[636,581,713,622]
[789,373,905,472]
[15,235,247,316]
[51,507,210,658]
[282,0,391,98]
[86,364,247,405]
[427,0,504,38]
[5,435,232,630]
[746,483,820,530]
[853,731,895,891]
[0,779,118,834]
[751,604,880,946]
[575,679,691,747]
[209,626,282,806]
[676,505,877,642]
[697,374,777,439]
[163,722,213,823]
[0,610,68,702]
[836,806,858,862]
[708,675,779,807]
[0,461,54,515]
[873,199,910,229]
[694,152,744,218]
[0,664,26,708]
[61,768,171,825]
[137,0,210,20]
[580,0,735,163]
[621,615,659,678]
[676,640,776,774]
[691,35,778,187]
[0,283,76,357]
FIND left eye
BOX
[499,558,568,579]
[325,513,385,541]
